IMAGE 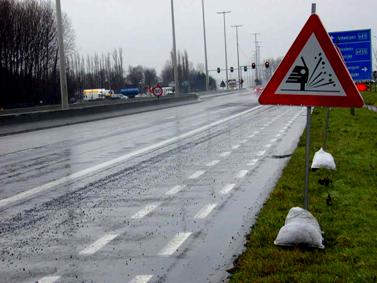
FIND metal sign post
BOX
[258,3,364,210]
[303,3,317,210]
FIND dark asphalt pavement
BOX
[0,89,306,283]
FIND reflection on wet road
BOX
[0,90,306,283]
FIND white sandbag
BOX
[274,207,324,249]
[311,148,336,170]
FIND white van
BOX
[83,89,112,101]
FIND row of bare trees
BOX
[0,0,216,108]
[0,0,74,108]
[67,49,126,95]
[161,50,216,92]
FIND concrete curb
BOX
[0,94,199,136]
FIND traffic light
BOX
[230,67,234,72]
[251,63,256,69]
[217,67,221,73]
[265,61,270,68]
[244,66,247,72]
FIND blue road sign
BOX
[329,29,372,81]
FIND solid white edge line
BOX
[219,184,236,195]
[165,185,184,196]
[188,170,206,179]
[194,203,217,219]
[129,275,154,283]
[158,232,192,256]
[79,233,119,255]
[236,170,248,179]
[131,203,160,219]
[37,276,61,283]
[206,160,220,167]
[0,105,264,209]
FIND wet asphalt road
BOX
[0,89,306,283]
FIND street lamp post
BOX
[201,0,209,91]
[232,25,243,89]
[55,0,69,109]
[217,11,231,89]
[170,0,180,96]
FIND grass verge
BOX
[229,107,377,282]
[362,88,377,106]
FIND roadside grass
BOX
[362,88,377,106]
[229,107,377,282]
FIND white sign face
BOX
[276,34,346,96]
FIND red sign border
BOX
[259,14,364,108]
[153,86,163,97]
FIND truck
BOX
[119,86,140,98]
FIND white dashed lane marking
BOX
[158,232,192,256]
[232,145,240,150]
[189,170,206,179]
[194,204,217,219]
[256,150,266,157]
[128,275,153,283]
[165,185,185,196]
[247,158,259,166]
[206,160,220,167]
[220,151,231,157]
[264,144,272,148]
[219,184,236,195]
[236,170,248,179]
[131,203,160,219]
[79,233,119,255]
[37,276,61,283]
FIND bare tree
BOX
[0,0,75,108]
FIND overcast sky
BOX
[62,0,377,78]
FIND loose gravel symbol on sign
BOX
[278,34,343,96]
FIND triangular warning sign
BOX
[259,14,364,107]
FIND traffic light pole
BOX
[232,25,243,90]
[217,11,231,89]
[201,0,209,91]
[252,33,260,86]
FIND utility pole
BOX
[55,0,69,109]
[231,25,243,89]
[217,11,231,89]
[170,0,180,96]
[201,0,209,91]
[252,33,260,86]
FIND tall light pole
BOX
[252,33,260,86]
[170,0,180,96]
[201,0,209,91]
[55,0,69,109]
[231,25,243,89]
[217,11,231,89]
